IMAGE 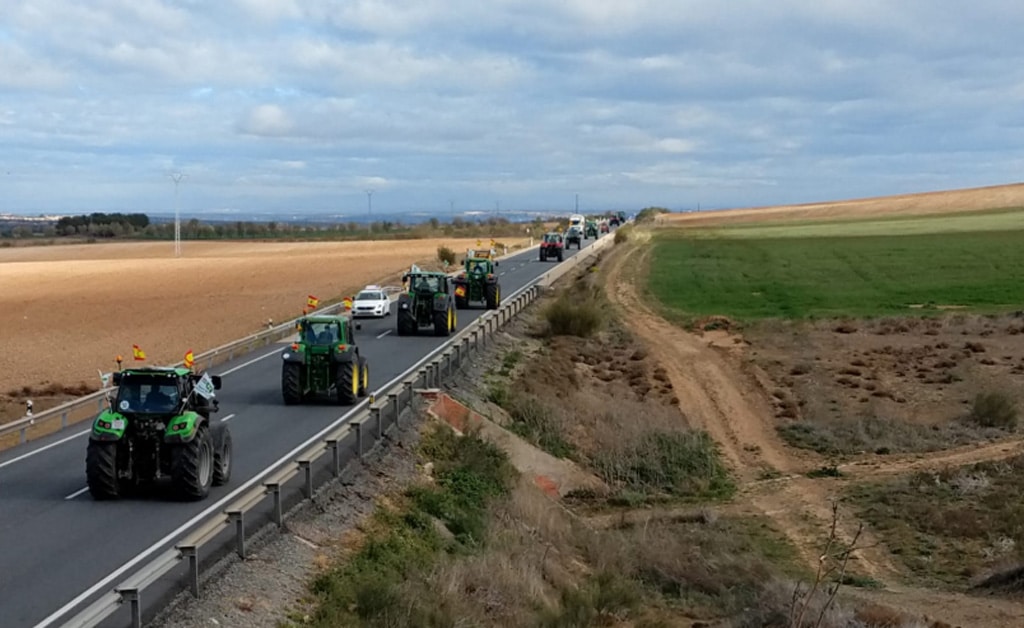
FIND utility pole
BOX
[365,189,373,234]
[575,193,579,213]
[169,172,185,257]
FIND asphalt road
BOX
[0,232,608,628]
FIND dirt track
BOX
[0,238,522,419]
[605,239,1024,627]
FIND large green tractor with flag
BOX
[281,315,369,405]
[397,267,458,336]
[86,365,231,501]
[453,248,501,310]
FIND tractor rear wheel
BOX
[86,440,121,500]
[397,310,416,336]
[282,363,302,405]
[336,361,359,405]
[171,424,214,501]
[539,251,546,261]
[433,306,452,336]
[212,426,232,486]
[557,251,564,261]
[485,283,500,310]
[358,356,369,397]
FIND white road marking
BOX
[220,413,236,423]
[220,349,283,376]
[64,486,89,501]
[0,429,91,470]
[376,329,392,339]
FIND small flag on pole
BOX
[343,297,353,310]
[184,349,195,369]
[454,286,466,297]
[132,345,146,361]
[307,295,320,308]
[98,369,111,388]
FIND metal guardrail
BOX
[55,232,615,628]
[0,241,537,449]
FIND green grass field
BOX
[647,228,1024,320]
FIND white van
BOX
[569,213,585,229]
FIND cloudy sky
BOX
[2,0,1024,218]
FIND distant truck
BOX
[569,213,585,231]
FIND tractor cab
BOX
[397,270,458,336]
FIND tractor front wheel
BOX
[336,361,359,405]
[86,440,121,500]
[282,363,302,405]
[171,425,214,501]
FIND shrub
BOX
[968,392,1018,429]
[437,245,457,266]
[614,225,632,244]
[544,295,604,337]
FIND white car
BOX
[352,286,391,318]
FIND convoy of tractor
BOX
[83,211,628,501]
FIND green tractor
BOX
[281,315,369,406]
[453,249,501,310]
[584,220,599,239]
[397,269,458,336]
[86,367,231,501]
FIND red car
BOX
[539,232,564,262]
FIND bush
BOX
[969,392,1018,429]
[614,225,632,244]
[544,295,604,337]
[437,245,457,266]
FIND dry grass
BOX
[660,182,1024,228]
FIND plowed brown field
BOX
[0,238,523,421]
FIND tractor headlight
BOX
[283,353,290,359]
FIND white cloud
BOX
[3,1,1024,214]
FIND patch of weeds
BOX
[544,285,605,337]
[486,382,510,408]
[306,425,515,626]
[806,465,844,479]
[593,430,735,501]
[505,394,576,459]
[499,349,522,376]
[846,454,1024,588]
[540,571,642,627]
[968,391,1018,429]
[778,415,1011,456]
[835,573,884,589]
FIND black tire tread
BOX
[282,362,302,405]
[336,360,358,405]
[212,428,231,486]
[171,425,213,501]
[86,440,120,500]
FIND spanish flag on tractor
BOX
[184,349,195,369]
[132,344,146,361]
[343,296,353,310]
[307,295,320,309]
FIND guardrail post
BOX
[419,368,428,388]
[117,587,142,628]
[443,351,452,378]
[60,410,68,430]
[354,422,364,457]
[19,426,26,445]
[327,438,341,477]
[431,359,441,386]
[180,545,200,597]
[388,392,399,426]
[267,482,283,527]
[229,511,245,558]
[371,406,382,439]
[299,460,313,499]
[453,343,461,370]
